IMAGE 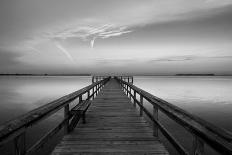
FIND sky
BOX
[0,0,232,75]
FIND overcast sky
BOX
[0,0,232,75]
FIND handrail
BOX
[115,76,232,155]
[0,77,110,154]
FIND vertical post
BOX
[126,85,129,96]
[153,104,158,137]
[92,76,94,83]
[128,77,129,83]
[95,85,97,96]
[14,132,26,155]
[64,104,69,134]
[92,87,95,99]
[79,95,82,103]
[97,84,99,94]
[140,94,143,116]
[132,77,133,84]
[129,87,131,100]
[193,136,204,155]
[134,90,136,107]
[87,90,90,100]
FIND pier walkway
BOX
[52,79,169,155]
[1,76,232,155]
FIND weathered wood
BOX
[116,77,232,155]
[52,79,169,155]
[71,100,91,126]
[127,92,189,155]
[0,77,109,155]
[133,90,136,107]
[140,95,143,116]
[26,117,70,155]
[64,105,69,134]
[193,136,204,155]
[153,104,158,137]
[14,132,26,155]
[87,90,90,99]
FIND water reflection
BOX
[134,76,232,154]
[0,76,90,124]
[0,76,231,155]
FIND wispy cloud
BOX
[149,55,232,63]
[44,24,132,48]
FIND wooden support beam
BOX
[193,136,204,155]
[140,95,143,116]
[153,104,158,137]
[64,105,69,134]
[79,95,82,103]
[126,85,129,96]
[87,90,90,100]
[14,132,26,155]
[134,90,136,107]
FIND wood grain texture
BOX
[52,79,169,155]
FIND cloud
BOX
[149,55,232,63]
[44,24,132,48]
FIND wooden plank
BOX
[52,79,169,155]
[117,78,232,154]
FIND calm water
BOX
[134,76,232,155]
[0,76,231,154]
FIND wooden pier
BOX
[52,78,168,155]
[0,76,232,155]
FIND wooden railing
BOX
[92,76,109,83]
[0,77,110,155]
[118,76,133,84]
[115,76,232,155]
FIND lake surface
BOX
[0,76,231,154]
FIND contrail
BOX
[55,42,75,62]
[90,38,95,48]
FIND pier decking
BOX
[52,79,169,155]
[1,76,232,155]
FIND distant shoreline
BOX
[175,74,215,76]
[0,74,231,76]
[0,74,91,76]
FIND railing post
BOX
[126,85,129,96]
[87,90,90,100]
[140,94,143,116]
[153,104,158,137]
[14,132,26,155]
[79,95,82,103]
[97,84,99,94]
[129,87,131,100]
[92,87,94,99]
[134,90,136,107]
[64,104,69,134]
[193,136,204,155]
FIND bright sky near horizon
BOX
[0,0,232,75]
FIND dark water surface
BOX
[0,76,231,154]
